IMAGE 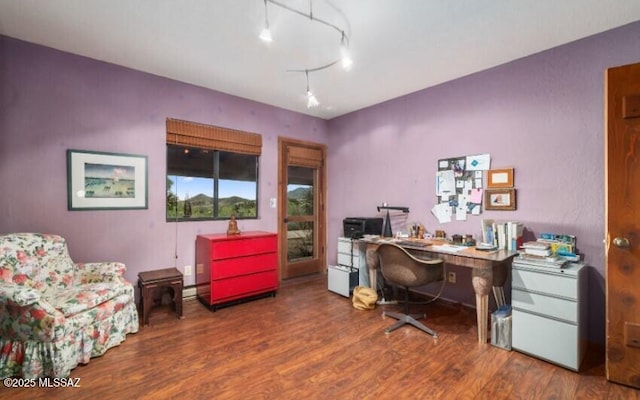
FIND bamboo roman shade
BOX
[288,146,323,168]
[166,118,262,156]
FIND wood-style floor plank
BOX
[1,273,638,399]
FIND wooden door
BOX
[278,138,327,279]
[605,62,640,388]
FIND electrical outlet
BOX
[447,271,456,284]
[269,197,277,208]
[184,265,192,276]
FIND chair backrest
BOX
[377,243,444,288]
[0,233,76,294]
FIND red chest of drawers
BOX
[196,231,278,310]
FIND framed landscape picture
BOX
[484,188,517,211]
[67,149,148,210]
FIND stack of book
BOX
[537,233,580,261]
[516,233,581,268]
[517,241,568,268]
[480,219,523,251]
[521,241,552,256]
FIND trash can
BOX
[491,305,512,350]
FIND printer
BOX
[343,217,383,238]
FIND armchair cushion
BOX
[0,233,138,378]
[47,282,126,317]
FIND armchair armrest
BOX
[74,262,127,284]
[0,282,66,342]
[0,281,41,306]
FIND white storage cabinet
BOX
[511,260,588,371]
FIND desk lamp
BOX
[377,205,410,237]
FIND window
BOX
[166,119,261,221]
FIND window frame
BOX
[165,118,262,222]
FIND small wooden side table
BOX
[138,267,183,326]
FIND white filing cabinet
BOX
[337,237,368,287]
[511,259,588,371]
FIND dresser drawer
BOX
[512,268,577,299]
[210,235,277,259]
[512,309,580,370]
[512,289,578,323]
[210,270,278,303]
[211,252,277,280]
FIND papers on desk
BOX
[431,244,469,253]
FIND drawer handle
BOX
[613,237,630,249]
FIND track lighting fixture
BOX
[340,31,352,70]
[259,0,352,108]
[305,71,319,108]
[259,0,272,42]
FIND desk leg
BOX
[472,262,509,343]
[365,244,380,291]
[471,268,492,344]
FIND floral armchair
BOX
[0,233,139,378]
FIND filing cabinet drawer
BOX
[512,289,578,323]
[512,309,580,370]
[338,238,354,254]
[338,252,356,267]
[512,268,577,299]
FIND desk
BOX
[363,238,517,343]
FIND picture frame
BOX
[487,168,514,188]
[67,149,148,210]
[484,188,517,211]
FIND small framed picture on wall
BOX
[484,188,517,211]
[487,168,514,188]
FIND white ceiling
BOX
[2,0,640,120]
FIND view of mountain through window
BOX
[166,145,258,220]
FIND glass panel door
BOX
[278,138,326,280]
[286,166,316,262]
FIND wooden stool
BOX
[138,267,183,326]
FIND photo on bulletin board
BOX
[487,168,514,188]
[484,188,516,211]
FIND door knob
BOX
[613,237,630,248]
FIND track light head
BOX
[340,31,352,70]
[340,47,352,70]
[307,91,319,108]
[259,0,272,42]
[259,27,272,42]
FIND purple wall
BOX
[0,36,328,288]
[327,21,640,344]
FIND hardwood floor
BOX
[2,274,639,400]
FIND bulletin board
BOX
[432,154,490,223]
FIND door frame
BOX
[277,137,327,280]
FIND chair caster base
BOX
[383,311,437,337]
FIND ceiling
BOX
[1,1,640,120]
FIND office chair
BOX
[377,243,445,337]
